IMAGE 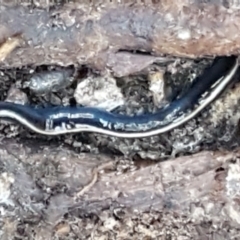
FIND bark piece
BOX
[1,138,240,230]
[0,2,240,75]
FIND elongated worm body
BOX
[0,56,238,138]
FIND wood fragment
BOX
[0,36,22,62]
[1,138,240,229]
[0,2,240,75]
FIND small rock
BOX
[54,222,70,236]
[25,68,74,95]
[0,172,14,205]
[74,74,124,111]
[5,85,28,105]
[148,71,169,107]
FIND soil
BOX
[1,1,240,240]
[0,54,240,240]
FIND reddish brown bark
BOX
[0,1,240,75]
[1,138,240,234]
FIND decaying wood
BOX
[1,1,240,76]
[1,138,240,237]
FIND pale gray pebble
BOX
[74,74,125,111]
[25,68,74,95]
[5,85,28,105]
